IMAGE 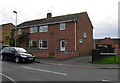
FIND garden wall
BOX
[30,50,78,59]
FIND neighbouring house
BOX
[94,37,120,55]
[0,23,14,46]
[12,12,93,59]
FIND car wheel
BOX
[15,57,20,63]
[0,54,4,60]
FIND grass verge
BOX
[94,56,120,64]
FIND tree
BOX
[9,30,15,46]
[9,30,29,47]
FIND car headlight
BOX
[32,55,35,57]
[20,55,27,58]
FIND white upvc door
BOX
[60,40,65,51]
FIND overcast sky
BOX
[0,0,119,39]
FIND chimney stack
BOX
[47,13,52,18]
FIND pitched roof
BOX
[95,38,120,46]
[0,23,14,27]
[16,12,85,28]
[0,23,14,29]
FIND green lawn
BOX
[94,56,120,64]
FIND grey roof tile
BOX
[17,12,85,28]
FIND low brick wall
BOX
[30,50,49,58]
[30,49,78,59]
[55,51,78,59]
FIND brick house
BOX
[94,37,120,55]
[0,23,14,45]
[13,12,93,59]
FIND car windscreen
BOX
[14,48,27,53]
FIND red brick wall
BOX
[15,12,93,59]
[24,22,76,53]
[76,12,93,56]
[55,51,78,59]
[98,38,119,48]
[30,50,49,58]
[97,38,120,55]
[30,50,78,59]
[15,27,29,37]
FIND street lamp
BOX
[13,11,17,47]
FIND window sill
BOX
[29,32,37,34]
[39,31,48,33]
[39,48,48,49]
[60,29,65,31]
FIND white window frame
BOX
[60,23,66,30]
[39,25,48,32]
[83,32,87,38]
[29,40,32,47]
[39,40,48,49]
[18,29,21,34]
[79,39,82,43]
[30,27,37,33]
[60,40,66,51]
[29,40,37,48]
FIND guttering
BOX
[74,20,77,51]
[12,20,74,29]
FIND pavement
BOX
[35,56,120,69]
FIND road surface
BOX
[0,60,118,82]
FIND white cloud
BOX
[0,0,119,38]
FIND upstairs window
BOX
[83,32,87,38]
[39,40,48,49]
[60,23,66,30]
[18,29,21,34]
[39,25,48,32]
[30,27,37,33]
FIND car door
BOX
[1,48,7,58]
[3,47,10,59]
[9,48,16,60]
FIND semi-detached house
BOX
[13,12,93,59]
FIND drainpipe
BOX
[74,20,77,51]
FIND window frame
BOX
[60,23,66,30]
[79,39,82,44]
[39,25,48,32]
[39,40,48,49]
[30,26,38,33]
[18,29,22,34]
[29,40,37,48]
[83,32,87,38]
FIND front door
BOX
[60,40,65,51]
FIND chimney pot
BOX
[47,13,52,18]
